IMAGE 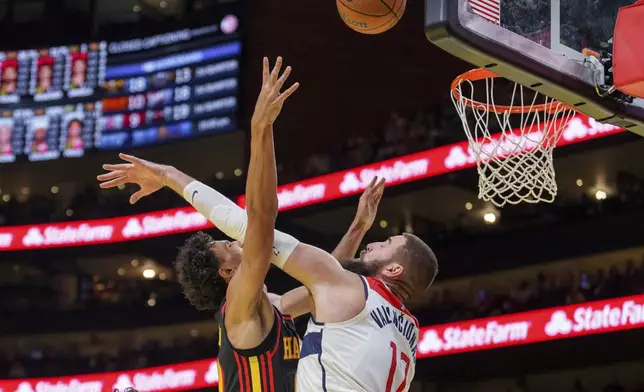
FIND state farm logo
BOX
[277,183,326,209]
[545,310,573,336]
[0,232,13,248]
[23,228,45,246]
[444,146,474,169]
[562,116,621,142]
[204,360,219,384]
[22,224,113,247]
[417,320,531,354]
[417,329,443,353]
[339,159,429,194]
[545,300,644,336]
[14,382,33,392]
[112,375,134,391]
[122,219,144,237]
[113,368,197,392]
[122,210,208,238]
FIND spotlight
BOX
[483,212,497,224]
[595,190,607,200]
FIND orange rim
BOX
[451,68,576,114]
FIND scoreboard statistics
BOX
[0,14,241,163]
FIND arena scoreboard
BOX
[0,15,241,163]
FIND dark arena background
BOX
[1,0,644,392]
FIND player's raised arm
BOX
[225,57,298,323]
[332,177,385,260]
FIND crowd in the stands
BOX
[415,258,644,326]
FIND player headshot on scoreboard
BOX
[0,119,13,155]
[30,118,49,153]
[65,118,84,150]
[36,57,55,93]
[70,53,88,89]
[1,59,18,95]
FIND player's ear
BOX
[382,263,404,279]
[219,263,237,280]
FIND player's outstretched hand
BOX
[251,56,299,130]
[354,177,386,228]
[97,153,169,204]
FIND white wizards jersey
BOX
[296,276,419,392]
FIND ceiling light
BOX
[595,190,607,200]
[142,268,156,279]
[379,220,388,228]
[483,212,497,224]
[576,179,583,187]
[465,202,473,211]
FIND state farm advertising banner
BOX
[2,295,644,392]
[238,115,624,211]
[416,293,644,358]
[0,358,220,392]
[0,115,624,251]
[0,207,213,251]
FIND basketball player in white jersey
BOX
[97,57,438,392]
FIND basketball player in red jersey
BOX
[98,58,386,392]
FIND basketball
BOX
[336,0,406,34]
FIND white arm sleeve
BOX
[182,180,297,268]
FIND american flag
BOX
[468,0,501,25]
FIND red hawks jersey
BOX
[296,276,419,392]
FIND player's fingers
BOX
[119,153,144,165]
[262,57,269,85]
[99,176,128,189]
[270,56,283,82]
[375,178,386,193]
[366,176,377,190]
[102,163,132,172]
[274,66,292,93]
[129,189,147,204]
[277,82,299,103]
[97,170,125,181]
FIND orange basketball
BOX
[336,0,406,34]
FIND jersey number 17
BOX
[386,341,410,392]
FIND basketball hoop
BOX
[450,68,577,207]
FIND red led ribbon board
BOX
[0,115,622,251]
[3,294,644,392]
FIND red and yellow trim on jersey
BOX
[229,351,276,392]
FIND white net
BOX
[451,69,577,207]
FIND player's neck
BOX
[385,281,409,302]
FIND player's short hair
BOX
[400,233,438,295]
[174,231,227,312]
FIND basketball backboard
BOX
[425,0,644,136]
